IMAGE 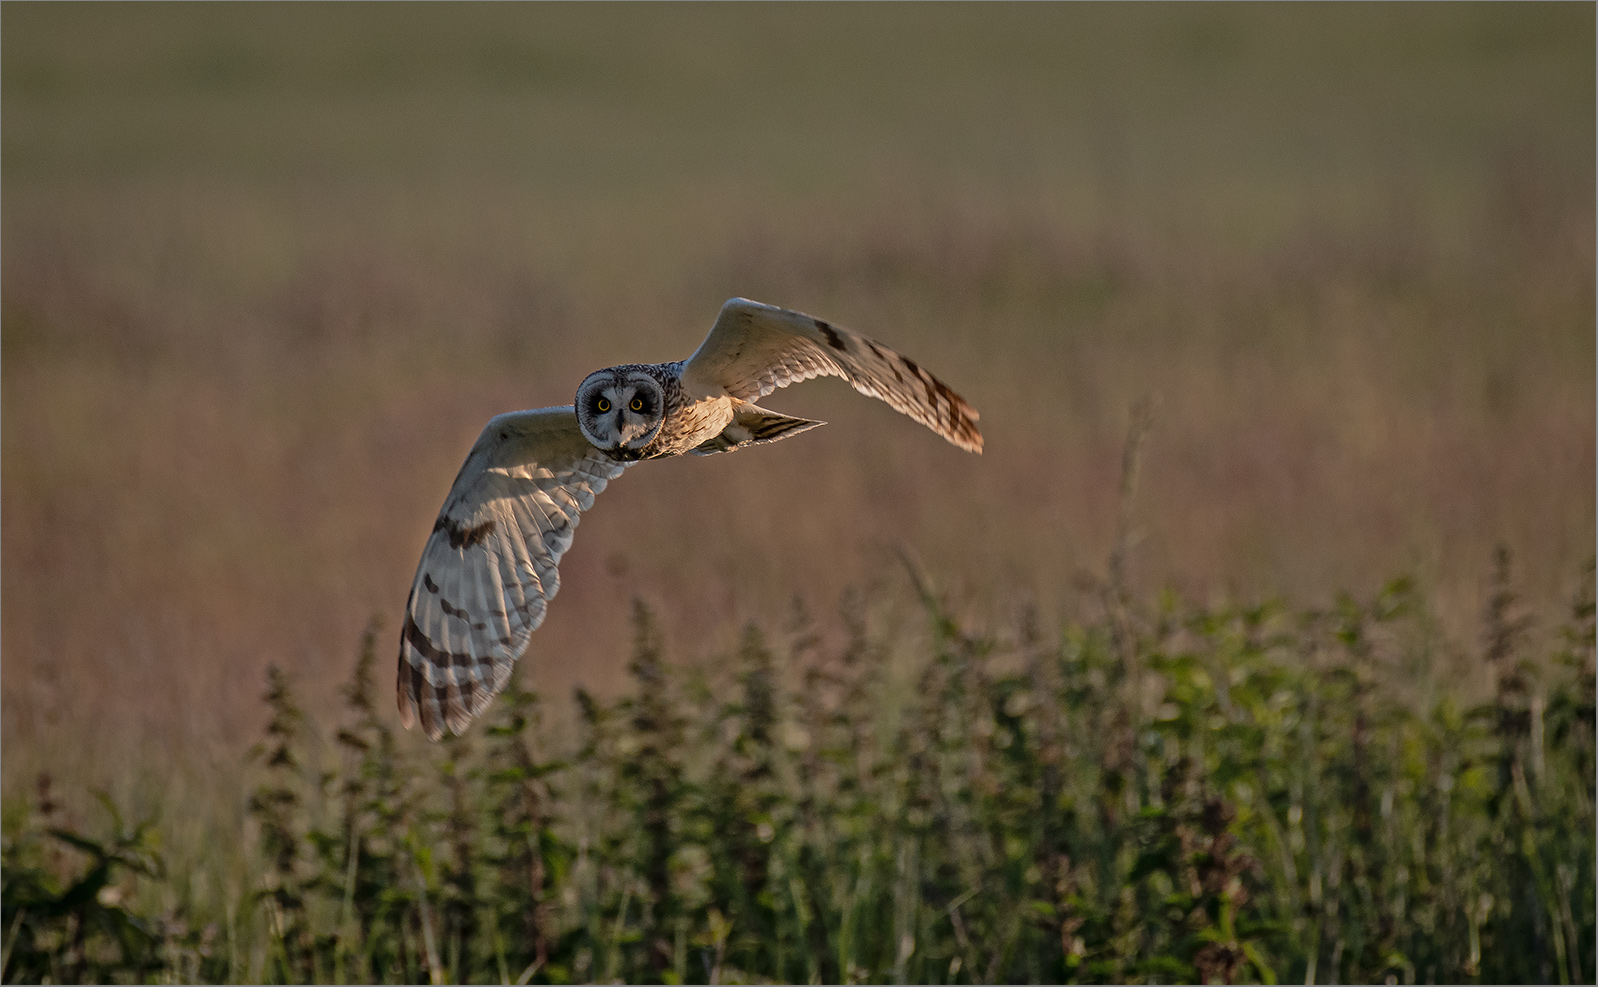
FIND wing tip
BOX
[418,689,445,741]
[396,656,417,731]
[398,639,506,742]
[397,642,449,741]
[935,402,984,454]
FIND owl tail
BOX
[689,404,825,456]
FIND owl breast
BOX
[638,392,735,459]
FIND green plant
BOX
[4,555,1593,984]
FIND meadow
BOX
[3,553,1594,983]
[2,4,1594,982]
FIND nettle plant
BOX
[3,554,1593,985]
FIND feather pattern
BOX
[396,407,627,740]
[681,298,983,453]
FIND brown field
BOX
[3,2,1593,808]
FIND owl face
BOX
[575,368,667,457]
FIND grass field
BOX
[2,4,1594,982]
[4,563,1595,983]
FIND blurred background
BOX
[3,4,1592,797]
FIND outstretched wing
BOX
[397,407,626,739]
[679,298,983,453]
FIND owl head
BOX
[575,367,667,458]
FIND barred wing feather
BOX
[397,407,626,739]
[680,298,982,453]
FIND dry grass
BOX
[2,3,1593,814]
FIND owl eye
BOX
[596,398,610,413]
[630,397,644,412]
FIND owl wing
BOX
[397,407,627,740]
[679,298,983,453]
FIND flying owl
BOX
[397,298,982,739]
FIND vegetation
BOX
[3,5,1593,793]
[5,549,1592,984]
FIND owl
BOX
[398,298,982,739]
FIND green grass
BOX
[4,549,1593,984]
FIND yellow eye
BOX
[596,398,610,413]
[630,397,644,412]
